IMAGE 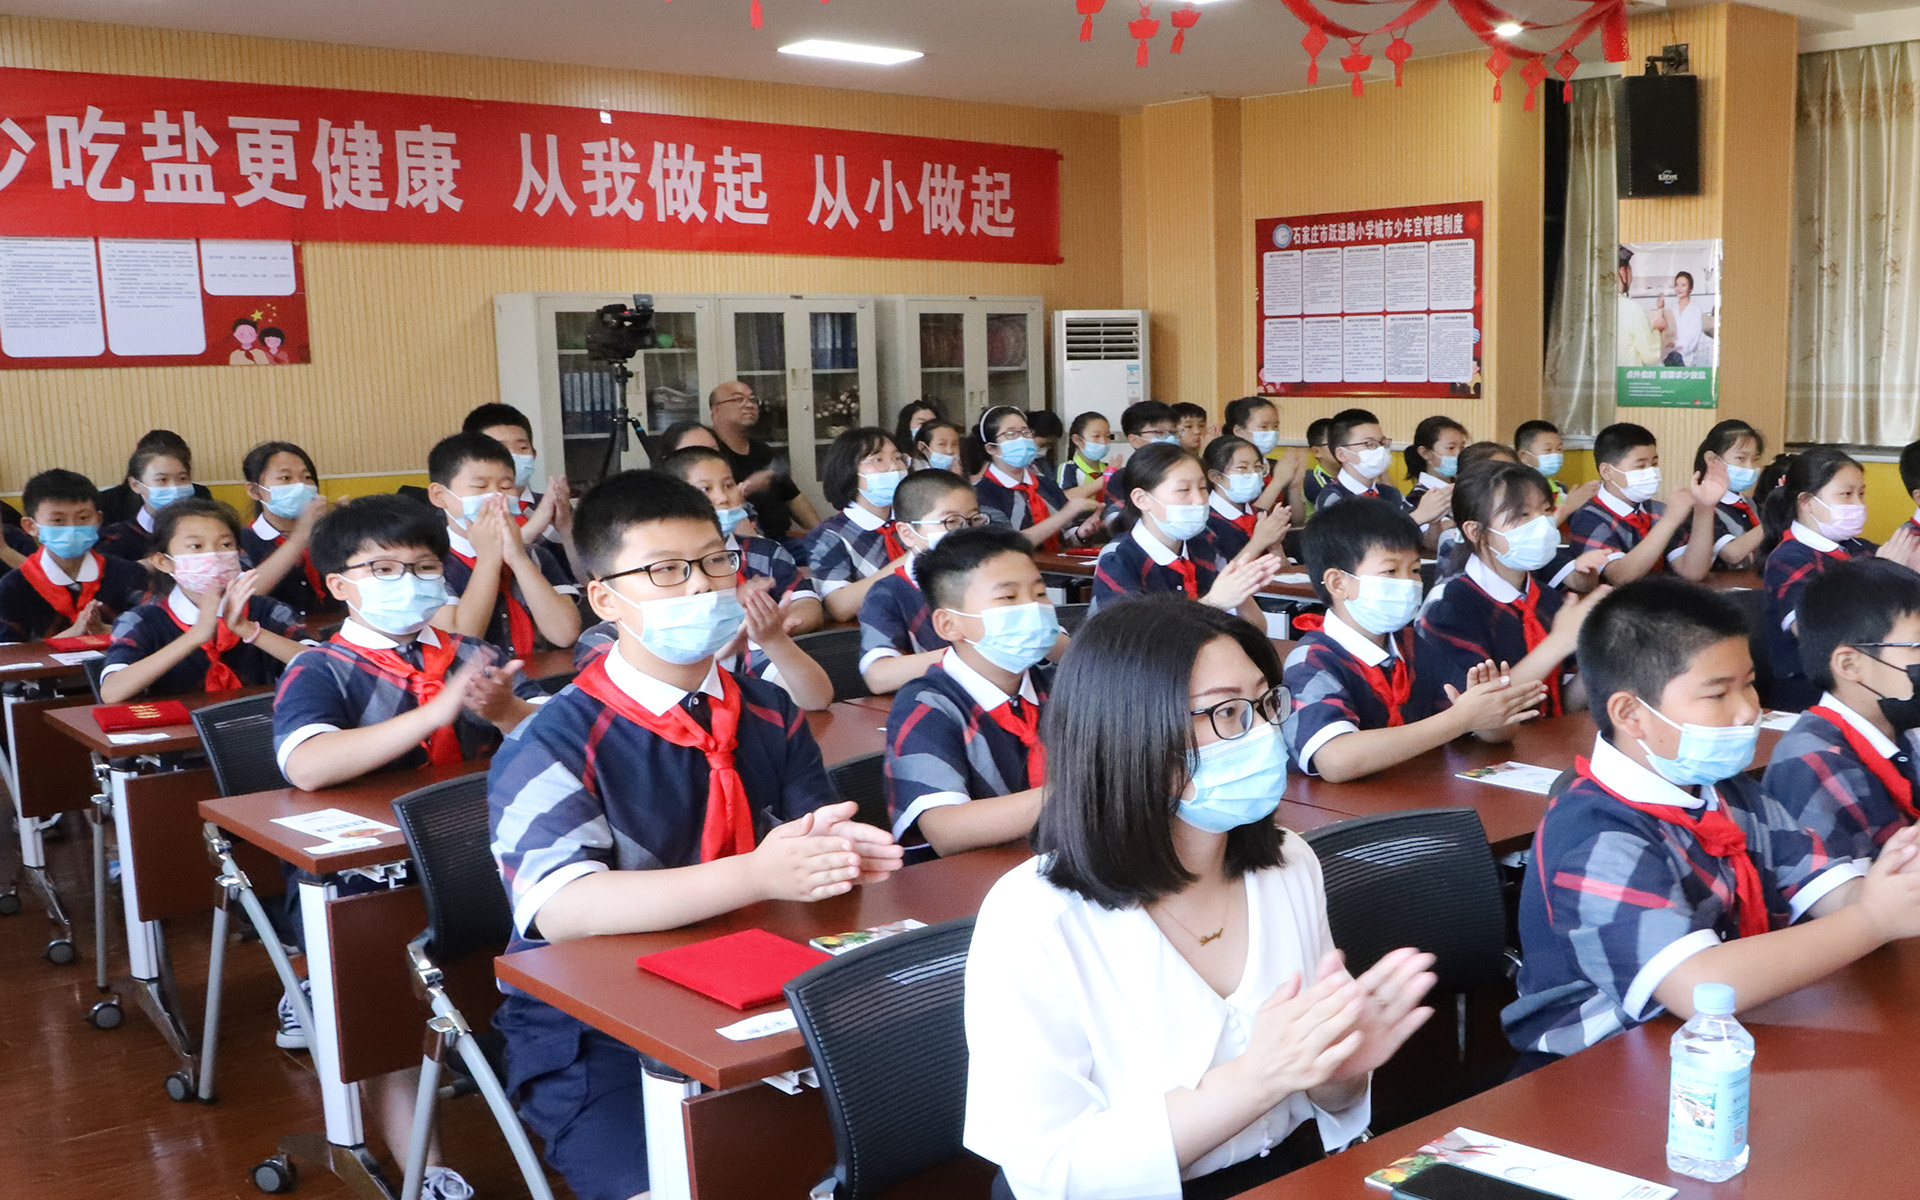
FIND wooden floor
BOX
[0,813,569,1200]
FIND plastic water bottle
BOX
[1666,982,1754,1181]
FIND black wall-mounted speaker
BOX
[1615,74,1700,197]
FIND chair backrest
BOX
[828,751,889,833]
[785,917,977,1200]
[1303,808,1507,994]
[1055,602,1091,635]
[1718,585,1775,703]
[191,692,287,798]
[390,773,512,965]
[82,657,108,703]
[795,627,870,701]
[536,670,578,696]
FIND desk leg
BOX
[1,692,74,961]
[108,765,199,1083]
[642,1067,701,1200]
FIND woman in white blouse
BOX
[964,596,1437,1200]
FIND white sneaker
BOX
[275,979,312,1051]
[422,1167,475,1200]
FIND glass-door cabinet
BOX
[877,296,1045,435]
[718,295,878,514]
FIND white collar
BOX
[1817,691,1900,760]
[166,586,201,625]
[339,617,445,651]
[250,512,282,541]
[1911,506,1920,527]
[137,506,156,532]
[446,524,476,558]
[1208,490,1246,520]
[1417,471,1451,490]
[1597,485,1639,517]
[1322,611,1396,666]
[842,502,889,532]
[988,462,1032,489]
[604,644,726,716]
[1129,519,1184,566]
[518,485,538,503]
[37,549,99,585]
[1791,520,1839,552]
[1587,733,1709,811]
[939,646,1037,712]
[1465,554,1524,603]
[1336,468,1378,495]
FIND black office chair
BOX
[828,751,889,833]
[188,693,311,1104]
[82,656,108,703]
[390,774,556,1200]
[785,917,988,1200]
[1054,602,1091,636]
[1718,585,1776,706]
[795,628,871,701]
[535,670,577,696]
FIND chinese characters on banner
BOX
[1254,203,1483,400]
[0,66,1061,264]
[1616,239,1720,409]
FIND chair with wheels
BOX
[390,773,556,1200]
[828,751,889,833]
[795,627,871,701]
[1054,603,1091,636]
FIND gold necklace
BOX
[1157,890,1232,946]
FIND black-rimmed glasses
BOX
[600,550,741,588]
[1191,685,1291,741]
[343,559,446,581]
[912,513,993,533]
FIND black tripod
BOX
[595,359,651,485]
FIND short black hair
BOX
[1027,409,1064,440]
[1578,577,1750,737]
[242,441,318,486]
[1302,497,1422,602]
[152,496,242,553]
[660,445,730,482]
[231,318,257,331]
[1037,595,1286,910]
[655,421,717,456]
[1513,419,1559,454]
[1459,441,1517,472]
[916,526,1034,613]
[428,432,513,487]
[572,470,718,580]
[1405,414,1469,479]
[914,418,962,455]
[1202,434,1258,478]
[820,426,904,511]
[22,469,98,518]
[1223,396,1277,434]
[1114,442,1201,534]
[127,438,191,485]
[1592,421,1657,468]
[1693,419,1763,477]
[1900,440,1920,498]
[1120,400,1175,437]
[1305,417,1332,448]
[892,468,972,525]
[260,326,285,342]
[463,403,534,440]
[893,400,942,456]
[1797,558,1920,690]
[1326,408,1381,454]
[1169,402,1208,424]
[1451,461,1552,549]
[311,495,449,579]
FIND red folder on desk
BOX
[46,635,111,651]
[93,701,191,732]
[635,928,830,1010]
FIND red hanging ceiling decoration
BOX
[1075,0,1631,103]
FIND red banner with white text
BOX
[0,66,1062,264]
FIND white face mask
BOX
[1351,444,1393,481]
[1608,465,1661,504]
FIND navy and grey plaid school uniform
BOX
[858,560,947,676]
[976,464,1070,536]
[1764,522,1876,711]
[1404,471,1451,513]
[1762,697,1920,864]
[441,525,580,657]
[1504,736,1863,1058]
[884,650,1050,861]
[1708,495,1762,571]
[240,513,338,619]
[97,511,157,562]
[1312,470,1411,516]
[0,550,150,643]
[102,589,305,697]
[1090,522,1226,612]
[1567,488,1686,568]
[1206,490,1258,563]
[271,620,542,775]
[489,653,830,1200]
[1416,556,1568,717]
[1281,613,1433,776]
[803,505,900,597]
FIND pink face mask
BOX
[171,550,243,595]
[1811,496,1868,542]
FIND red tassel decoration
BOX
[1603,2,1629,62]
[1520,56,1548,111]
[1485,41,1510,101]
[1385,31,1412,87]
[1078,0,1105,43]
[1555,50,1579,101]
[1170,4,1200,53]
[751,0,762,28]
[1341,40,1373,96]
[1130,4,1160,67]
[1302,23,1329,84]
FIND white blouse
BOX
[962,846,1371,1200]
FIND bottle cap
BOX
[1693,982,1736,1015]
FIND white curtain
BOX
[1791,44,1920,446]
[1542,78,1618,439]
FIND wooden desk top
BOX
[0,640,93,683]
[198,759,484,874]
[44,686,272,758]
[1245,939,1920,1197]
[806,703,890,766]
[523,647,578,679]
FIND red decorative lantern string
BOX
[1079,0,1107,42]
[1340,38,1373,96]
[1130,3,1162,67]
[1384,30,1413,86]
[1170,3,1202,53]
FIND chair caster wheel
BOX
[0,892,19,915]
[88,1000,123,1029]
[251,1155,296,1193]
[164,1070,195,1102]
[45,938,76,965]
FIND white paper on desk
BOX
[50,650,103,665]
[303,836,383,855]
[717,1008,798,1042]
[271,808,398,843]
[108,731,171,746]
[0,661,40,672]
[1272,572,1310,585]
[1456,762,1561,796]
[1760,709,1798,731]
[1365,1127,1675,1199]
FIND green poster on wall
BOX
[1616,239,1721,409]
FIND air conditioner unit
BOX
[1052,309,1149,426]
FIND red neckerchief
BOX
[1575,756,1769,939]
[1291,612,1324,634]
[450,550,536,658]
[573,658,755,861]
[1619,503,1653,540]
[894,561,917,586]
[336,631,464,765]
[878,521,905,562]
[1781,527,1854,561]
[167,599,243,692]
[1226,503,1258,537]
[1809,706,1920,822]
[1165,554,1200,600]
[264,525,328,604]
[1724,497,1758,530]
[984,692,1047,788]
[1007,469,1057,553]
[19,550,101,625]
[1353,643,1413,727]
[1470,572,1562,717]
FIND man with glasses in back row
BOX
[708,380,821,548]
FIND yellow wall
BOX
[0,15,1124,495]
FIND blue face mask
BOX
[860,470,907,508]
[1150,501,1210,543]
[1436,455,1459,479]
[36,524,99,559]
[927,451,957,472]
[997,438,1040,470]
[1533,452,1564,479]
[1491,514,1560,573]
[1726,464,1760,493]
[1153,434,1180,446]
[946,601,1059,674]
[1222,472,1265,505]
[1247,430,1280,455]
[715,505,749,537]
[1179,724,1286,834]
[1637,702,1760,787]
[1343,573,1423,635]
[455,493,492,525]
[263,482,319,520]
[511,454,538,490]
[611,587,747,666]
[143,484,194,511]
[1079,441,1110,463]
[353,573,451,636]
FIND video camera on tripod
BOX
[586,295,658,483]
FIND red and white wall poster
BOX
[1254,202,1483,399]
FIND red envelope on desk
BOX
[636,928,830,1010]
[46,635,111,651]
[93,701,191,732]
